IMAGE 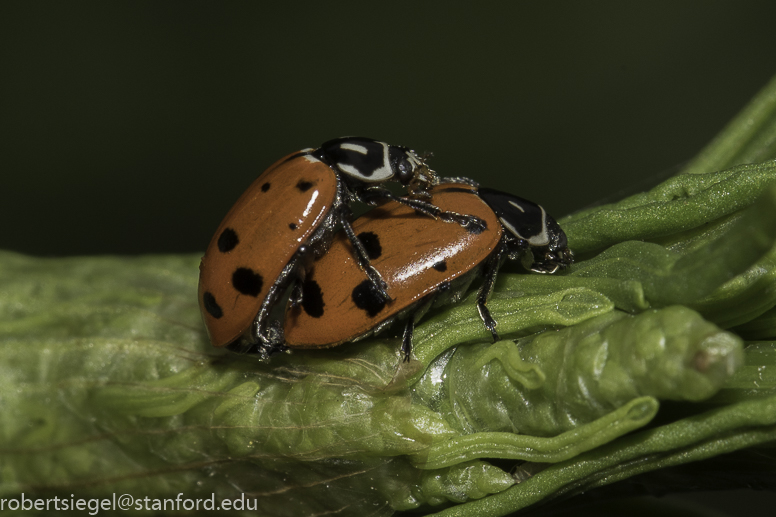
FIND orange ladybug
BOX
[198,138,484,358]
[284,183,573,361]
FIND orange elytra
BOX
[283,183,573,361]
[198,138,485,358]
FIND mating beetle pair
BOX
[198,137,572,360]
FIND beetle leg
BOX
[338,211,392,303]
[438,176,480,188]
[477,244,505,342]
[401,318,414,362]
[288,279,303,308]
[264,319,287,352]
[361,187,487,234]
[231,318,287,358]
[477,302,499,343]
[287,258,309,309]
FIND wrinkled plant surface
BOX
[3,74,776,516]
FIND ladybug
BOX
[283,183,573,361]
[198,137,484,358]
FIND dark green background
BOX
[2,1,775,258]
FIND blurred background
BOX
[3,1,776,257]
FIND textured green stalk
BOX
[568,182,776,307]
[4,73,776,516]
[428,393,776,517]
[561,162,776,254]
[409,287,615,380]
[419,308,741,439]
[736,307,776,339]
[411,396,659,468]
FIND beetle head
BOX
[477,187,573,273]
[389,146,438,198]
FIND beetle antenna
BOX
[406,149,438,196]
[418,151,439,186]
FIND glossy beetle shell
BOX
[199,151,338,347]
[283,184,501,348]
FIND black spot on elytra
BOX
[352,280,387,317]
[296,179,314,192]
[261,182,271,192]
[357,231,382,260]
[232,267,263,297]
[289,223,298,230]
[202,291,223,319]
[217,228,239,252]
[301,279,325,318]
[432,260,448,272]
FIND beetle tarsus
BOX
[288,280,303,308]
[401,319,414,362]
[441,212,487,234]
[477,301,499,343]
[476,246,503,342]
[257,319,287,358]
